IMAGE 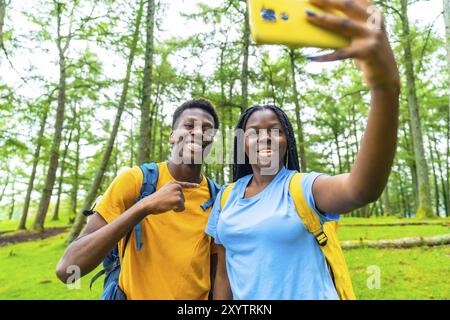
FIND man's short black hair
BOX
[172,98,219,129]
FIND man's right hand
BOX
[140,181,200,215]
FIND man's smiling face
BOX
[169,108,216,165]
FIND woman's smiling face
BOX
[244,108,287,172]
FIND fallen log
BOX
[340,222,450,227]
[341,234,450,249]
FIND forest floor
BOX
[0,214,448,300]
[0,227,67,246]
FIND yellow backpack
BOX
[220,172,356,300]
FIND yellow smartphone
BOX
[247,0,351,49]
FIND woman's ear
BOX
[168,131,175,145]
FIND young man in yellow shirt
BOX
[56,98,220,299]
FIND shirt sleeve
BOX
[301,172,340,224]
[93,167,142,224]
[205,187,225,245]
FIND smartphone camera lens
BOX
[261,9,276,22]
[280,13,289,21]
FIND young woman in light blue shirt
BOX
[206,0,400,300]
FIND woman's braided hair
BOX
[233,105,300,181]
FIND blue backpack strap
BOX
[134,162,159,251]
[90,164,158,298]
[201,177,221,211]
[89,213,135,291]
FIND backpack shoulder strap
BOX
[220,183,236,210]
[90,164,159,291]
[137,162,159,200]
[290,172,356,300]
[289,172,328,247]
[201,178,222,211]
[132,162,159,251]
[207,178,221,198]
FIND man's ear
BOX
[169,131,175,145]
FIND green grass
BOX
[0,199,76,233]
[0,233,102,300]
[0,217,70,234]
[0,215,449,299]
[1,231,448,300]
[345,246,450,300]
[338,224,450,241]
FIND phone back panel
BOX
[248,0,351,49]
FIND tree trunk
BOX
[397,170,408,217]
[218,44,226,184]
[344,133,351,172]
[240,2,250,112]
[444,0,450,86]
[8,179,14,220]
[113,147,119,178]
[369,200,379,217]
[129,117,134,167]
[149,103,159,159]
[228,93,234,180]
[400,0,434,218]
[52,125,74,221]
[0,0,6,49]
[137,0,155,165]
[430,131,449,218]
[18,108,49,230]
[427,133,440,216]
[289,49,307,172]
[158,111,164,162]
[66,0,144,244]
[32,3,70,232]
[70,117,81,224]
[393,178,400,214]
[351,103,360,154]
[401,121,418,212]
[219,104,225,184]
[443,0,450,217]
[0,172,9,205]
[447,104,450,217]
[356,204,367,218]
[333,131,343,173]
[381,182,394,216]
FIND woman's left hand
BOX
[306,0,400,92]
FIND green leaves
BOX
[0,0,448,220]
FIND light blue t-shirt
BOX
[205,166,340,300]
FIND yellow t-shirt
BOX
[94,162,214,300]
